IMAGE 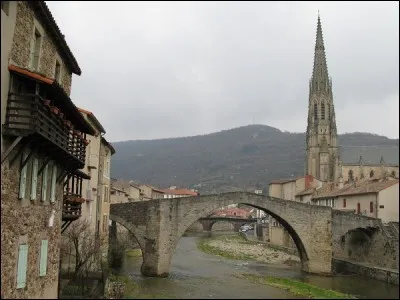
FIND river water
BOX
[118,232,399,299]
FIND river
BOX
[117,232,399,299]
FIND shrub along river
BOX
[112,232,399,299]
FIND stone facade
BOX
[9,1,73,96]
[1,147,63,299]
[305,15,340,182]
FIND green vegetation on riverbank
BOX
[235,273,356,299]
[125,248,142,257]
[197,234,259,261]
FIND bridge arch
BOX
[110,192,335,277]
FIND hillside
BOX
[110,125,399,194]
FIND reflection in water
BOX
[118,233,399,299]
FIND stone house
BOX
[1,1,94,298]
[111,179,142,202]
[312,178,399,223]
[140,184,165,200]
[161,186,199,198]
[97,137,115,239]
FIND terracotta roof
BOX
[29,1,81,75]
[296,188,315,196]
[161,188,199,196]
[8,64,94,135]
[313,179,399,199]
[269,178,296,184]
[78,107,106,134]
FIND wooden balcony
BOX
[3,93,87,169]
[62,193,84,221]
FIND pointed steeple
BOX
[311,13,330,93]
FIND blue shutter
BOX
[16,244,29,289]
[19,153,28,199]
[50,164,57,202]
[39,240,48,276]
[30,158,39,200]
[41,164,48,201]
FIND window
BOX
[19,152,29,199]
[370,170,374,178]
[41,163,49,201]
[50,164,57,202]
[1,1,10,15]
[30,158,39,200]
[103,215,108,232]
[39,240,48,276]
[357,203,361,214]
[29,28,42,70]
[343,198,346,208]
[391,170,396,177]
[370,202,374,213]
[104,186,109,202]
[54,60,61,82]
[17,244,29,289]
[314,103,318,120]
[321,103,325,120]
[379,205,384,209]
[348,170,354,182]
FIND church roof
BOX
[340,145,399,166]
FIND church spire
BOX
[311,13,330,92]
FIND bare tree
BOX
[62,219,107,278]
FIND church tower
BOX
[305,14,340,182]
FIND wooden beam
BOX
[38,156,51,176]
[57,170,67,183]
[63,173,72,187]
[20,148,35,171]
[1,136,23,164]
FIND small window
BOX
[348,170,354,182]
[370,202,374,213]
[321,103,325,120]
[39,240,48,276]
[391,170,396,177]
[343,198,346,208]
[370,170,374,178]
[357,203,361,214]
[30,28,42,70]
[1,1,10,15]
[379,205,384,209]
[314,103,318,120]
[17,244,29,289]
[55,60,61,82]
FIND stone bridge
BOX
[198,216,256,232]
[109,192,383,277]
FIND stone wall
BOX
[1,142,63,299]
[9,1,72,95]
[332,210,398,270]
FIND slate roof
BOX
[340,145,399,166]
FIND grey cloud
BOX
[46,1,399,141]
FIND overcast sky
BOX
[46,1,399,142]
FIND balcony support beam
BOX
[38,156,51,176]
[1,136,23,164]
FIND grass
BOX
[125,248,142,257]
[235,273,356,299]
[197,233,259,261]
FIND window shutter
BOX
[30,158,39,200]
[50,164,57,202]
[39,240,48,276]
[29,36,35,68]
[42,164,48,201]
[19,153,28,199]
[17,244,29,289]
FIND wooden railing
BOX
[62,193,83,221]
[4,93,86,168]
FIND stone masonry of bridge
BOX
[110,192,388,277]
